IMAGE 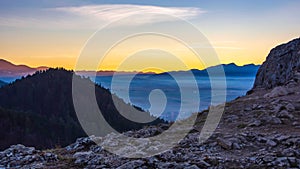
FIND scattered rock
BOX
[216,138,232,150]
[285,103,296,112]
[266,139,277,147]
[261,115,282,125]
[73,151,92,165]
[66,135,100,152]
[244,107,252,111]
[275,135,290,142]
[292,122,300,126]
[271,157,290,167]
[262,155,275,163]
[277,110,294,119]
[248,119,262,127]
[116,160,145,169]
[232,142,242,150]
[225,115,239,123]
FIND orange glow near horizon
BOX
[0,38,286,73]
[0,28,297,72]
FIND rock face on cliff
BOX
[253,38,300,89]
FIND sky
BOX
[0,0,299,72]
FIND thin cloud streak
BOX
[53,4,205,21]
[0,4,205,29]
[51,4,206,27]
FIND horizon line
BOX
[1,58,260,74]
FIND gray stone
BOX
[257,136,267,143]
[275,135,290,142]
[226,115,239,123]
[232,143,242,150]
[185,165,200,169]
[292,121,300,126]
[266,140,277,147]
[73,151,92,165]
[248,119,262,127]
[42,152,58,162]
[156,162,179,168]
[66,136,99,152]
[285,103,296,112]
[244,107,252,111]
[116,160,145,169]
[281,148,295,157]
[261,116,282,125]
[263,155,275,162]
[272,157,290,167]
[277,110,294,119]
[216,138,232,150]
[288,157,298,167]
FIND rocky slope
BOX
[1,38,300,168]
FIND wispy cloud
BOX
[52,4,205,26]
[53,4,204,21]
[0,4,205,29]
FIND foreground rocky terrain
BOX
[1,38,300,168]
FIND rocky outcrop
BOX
[253,37,300,89]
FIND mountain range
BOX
[0,59,260,84]
[156,63,259,77]
[0,59,48,77]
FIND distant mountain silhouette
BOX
[78,70,156,76]
[80,63,259,77]
[0,59,48,77]
[0,59,259,83]
[0,68,165,150]
[0,80,6,87]
[156,63,259,77]
[206,63,259,76]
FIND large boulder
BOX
[253,38,300,89]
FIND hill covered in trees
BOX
[0,68,165,150]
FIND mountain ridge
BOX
[155,63,259,77]
[0,59,48,77]
[0,58,259,78]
